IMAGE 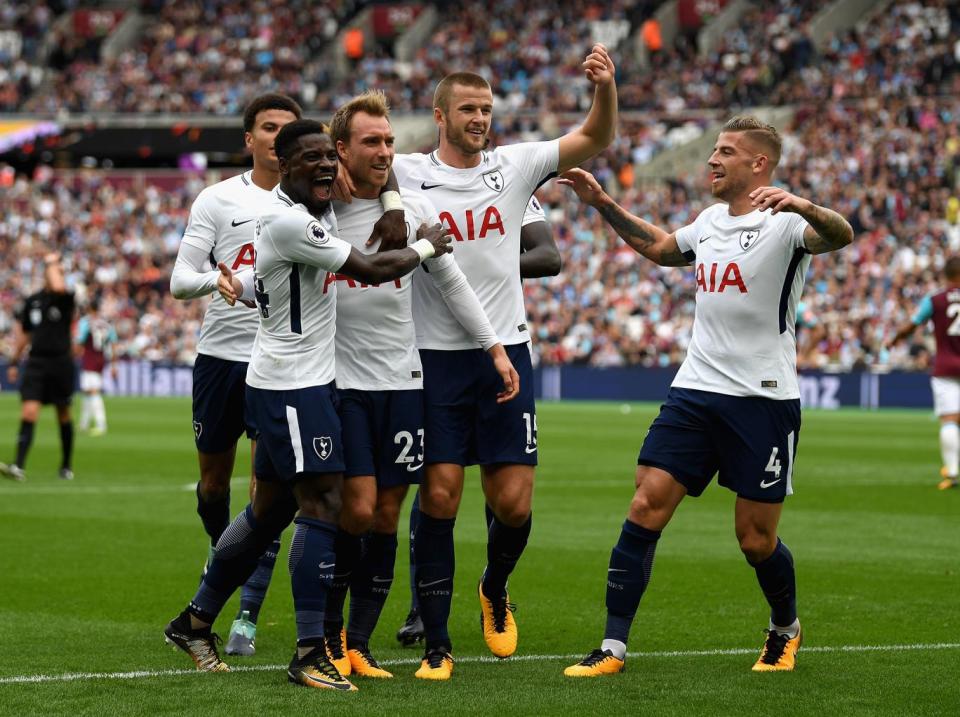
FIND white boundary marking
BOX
[1,642,958,685]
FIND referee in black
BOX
[1,252,77,481]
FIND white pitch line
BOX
[1,642,958,685]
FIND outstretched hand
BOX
[750,187,813,215]
[582,43,615,86]
[557,168,605,206]
[217,262,253,308]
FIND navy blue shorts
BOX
[192,354,257,453]
[638,387,801,503]
[246,382,345,482]
[420,343,537,467]
[339,388,424,487]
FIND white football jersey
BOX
[245,188,352,390]
[393,141,559,349]
[331,193,435,391]
[180,170,274,362]
[673,203,812,399]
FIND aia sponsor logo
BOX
[323,273,401,294]
[439,207,505,241]
[696,262,747,293]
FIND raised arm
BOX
[749,186,854,255]
[556,44,618,174]
[558,169,688,267]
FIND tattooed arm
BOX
[749,186,854,255]
[557,168,688,267]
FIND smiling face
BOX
[245,108,299,172]
[707,131,771,202]
[279,133,339,214]
[336,111,395,196]
[436,83,493,159]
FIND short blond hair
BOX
[330,90,391,144]
[722,115,782,167]
[433,72,491,114]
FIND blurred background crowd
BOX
[2,0,959,371]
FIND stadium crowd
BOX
[2,0,959,372]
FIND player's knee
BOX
[21,404,40,422]
[490,498,530,527]
[628,487,664,524]
[420,482,459,517]
[738,532,777,564]
[340,501,375,534]
[198,479,230,503]
[297,483,342,523]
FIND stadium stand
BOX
[2,0,959,374]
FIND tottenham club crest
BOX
[739,228,760,251]
[306,221,328,246]
[313,436,333,460]
[482,170,504,192]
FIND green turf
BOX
[0,395,957,716]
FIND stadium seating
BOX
[1,0,958,372]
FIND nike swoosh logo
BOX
[407,463,424,472]
[524,446,537,454]
[608,568,627,573]
[418,578,448,588]
[371,576,392,583]
[698,235,712,244]
[318,562,335,569]
[420,182,443,190]
[759,478,782,489]
[231,218,255,227]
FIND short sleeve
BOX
[263,212,352,273]
[181,188,219,252]
[500,140,560,192]
[912,295,934,325]
[783,212,810,251]
[403,191,441,242]
[673,219,699,263]
[522,196,547,227]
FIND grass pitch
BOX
[0,395,956,716]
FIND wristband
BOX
[411,238,435,262]
[380,190,403,213]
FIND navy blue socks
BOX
[289,516,338,646]
[347,531,398,646]
[414,512,456,650]
[481,513,531,600]
[749,537,798,629]
[604,519,661,648]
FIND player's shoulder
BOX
[401,189,437,222]
[194,172,249,201]
[489,138,557,161]
[393,152,430,170]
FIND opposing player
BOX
[1,252,76,482]
[889,256,960,490]
[170,93,302,655]
[75,298,117,436]
[319,90,518,677]
[558,116,854,677]
[389,44,617,679]
[164,119,452,691]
